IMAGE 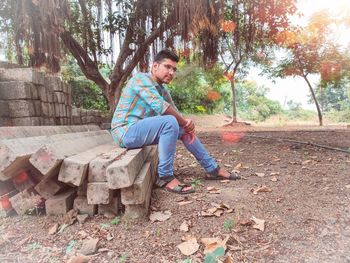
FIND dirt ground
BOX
[1,115,350,263]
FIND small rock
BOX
[77,214,89,224]
[79,238,99,255]
[48,223,59,235]
[103,211,116,219]
[320,228,328,237]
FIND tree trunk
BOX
[303,75,323,126]
[230,79,238,123]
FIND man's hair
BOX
[154,49,179,63]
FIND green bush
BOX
[61,58,109,112]
[168,62,230,114]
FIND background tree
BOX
[218,0,297,124]
[0,0,222,110]
[269,10,350,126]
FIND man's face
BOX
[152,58,177,84]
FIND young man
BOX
[111,49,240,194]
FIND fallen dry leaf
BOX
[224,256,234,263]
[251,216,265,231]
[180,221,190,232]
[270,172,280,176]
[48,223,59,235]
[201,235,229,254]
[63,209,78,225]
[345,185,350,189]
[220,180,231,183]
[207,187,221,194]
[234,163,242,170]
[271,177,278,182]
[149,211,172,222]
[201,211,215,217]
[239,219,252,226]
[255,172,265,177]
[177,238,199,256]
[253,185,272,195]
[66,254,91,263]
[302,160,312,165]
[177,200,193,206]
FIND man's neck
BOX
[151,71,163,85]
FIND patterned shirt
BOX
[111,72,178,147]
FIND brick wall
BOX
[0,65,108,127]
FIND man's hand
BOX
[184,119,195,133]
[182,131,195,144]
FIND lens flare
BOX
[221,131,245,143]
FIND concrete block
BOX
[12,117,42,126]
[48,103,55,117]
[29,130,112,178]
[98,196,119,216]
[72,108,80,117]
[106,147,151,189]
[0,180,15,196]
[0,124,100,140]
[77,179,87,196]
[8,100,35,117]
[58,144,116,186]
[62,82,68,93]
[0,81,35,100]
[0,117,12,126]
[0,189,18,217]
[73,196,97,215]
[33,100,42,116]
[54,92,65,104]
[0,129,104,181]
[72,117,82,125]
[12,170,35,192]
[87,182,112,205]
[44,75,62,92]
[0,68,45,85]
[34,176,65,199]
[41,102,50,116]
[0,100,9,117]
[9,188,42,215]
[88,148,127,182]
[30,85,39,99]
[124,177,153,219]
[37,85,48,102]
[121,147,158,205]
[45,188,76,215]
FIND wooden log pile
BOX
[0,125,158,219]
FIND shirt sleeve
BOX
[134,74,170,114]
[162,87,181,113]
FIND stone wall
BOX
[0,65,108,127]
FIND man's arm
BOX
[164,106,195,143]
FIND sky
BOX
[248,0,350,110]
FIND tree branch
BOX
[60,30,108,93]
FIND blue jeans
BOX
[122,115,218,178]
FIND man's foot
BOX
[164,178,194,194]
[205,166,241,180]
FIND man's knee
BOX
[162,115,179,130]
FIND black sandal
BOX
[155,176,195,194]
[205,166,241,180]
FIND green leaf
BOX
[65,240,76,254]
[26,242,41,251]
[100,223,110,229]
[110,216,121,225]
[58,223,69,234]
[204,247,225,263]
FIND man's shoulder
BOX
[131,72,153,83]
